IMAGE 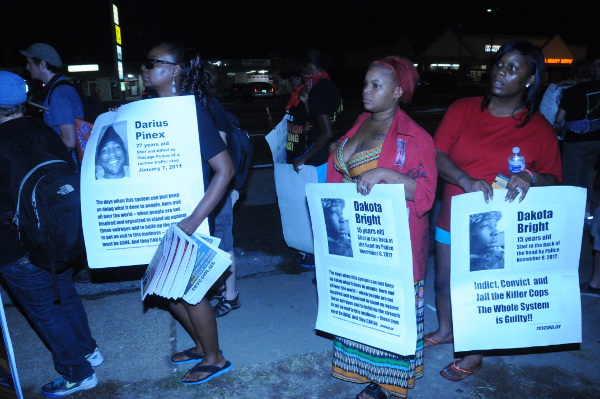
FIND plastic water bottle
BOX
[508,147,525,174]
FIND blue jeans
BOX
[0,256,96,382]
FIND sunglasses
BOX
[142,58,178,70]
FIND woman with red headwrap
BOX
[326,56,437,399]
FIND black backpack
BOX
[223,111,253,191]
[13,159,85,273]
[1,118,85,302]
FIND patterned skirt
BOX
[332,280,425,398]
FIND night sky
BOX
[1,0,598,69]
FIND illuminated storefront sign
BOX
[68,65,100,72]
[545,58,573,64]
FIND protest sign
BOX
[0,296,22,398]
[265,116,316,253]
[81,96,208,268]
[306,183,417,355]
[450,186,585,352]
[264,115,288,164]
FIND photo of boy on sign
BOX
[469,211,504,271]
[322,198,353,257]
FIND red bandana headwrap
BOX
[301,71,330,91]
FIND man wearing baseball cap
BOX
[20,43,95,283]
[20,43,83,156]
[0,71,102,398]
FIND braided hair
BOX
[157,42,211,108]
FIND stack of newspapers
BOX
[141,225,232,304]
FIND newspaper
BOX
[141,225,230,304]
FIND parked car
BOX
[248,82,275,98]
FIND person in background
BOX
[0,71,103,398]
[294,48,343,172]
[326,56,437,399]
[140,42,234,384]
[555,60,599,226]
[539,77,574,127]
[20,43,93,283]
[201,61,241,318]
[20,43,82,157]
[282,59,310,164]
[279,59,316,268]
[429,40,562,381]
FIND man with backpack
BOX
[20,43,100,283]
[20,43,83,157]
[0,71,102,398]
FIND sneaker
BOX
[74,269,91,283]
[41,373,98,398]
[85,347,104,367]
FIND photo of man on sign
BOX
[95,124,129,180]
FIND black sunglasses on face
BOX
[142,58,178,70]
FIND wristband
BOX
[523,169,536,185]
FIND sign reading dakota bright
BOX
[306,183,416,355]
[450,186,585,352]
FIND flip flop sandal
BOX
[423,332,453,348]
[355,382,388,399]
[171,349,223,365]
[439,361,479,382]
[170,349,205,365]
[180,360,233,385]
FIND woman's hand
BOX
[177,216,199,236]
[458,174,494,203]
[299,87,309,104]
[355,168,388,196]
[293,158,305,173]
[356,168,418,200]
[505,171,533,203]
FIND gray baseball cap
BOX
[20,43,62,67]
